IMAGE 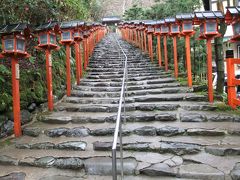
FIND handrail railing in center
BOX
[112,34,128,180]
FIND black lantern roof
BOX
[144,20,156,26]
[194,11,224,20]
[0,23,30,35]
[226,6,240,15]
[225,6,240,24]
[60,21,78,29]
[176,13,194,21]
[35,21,59,32]
[165,17,176,24]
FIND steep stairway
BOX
[0,33,240,180]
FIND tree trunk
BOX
[214,22,227,94]
[214,1,227,94]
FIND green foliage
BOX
[0,1,96,115]
[124,4,145,20]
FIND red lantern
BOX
[0,23,31,137]
[225,7,240,42]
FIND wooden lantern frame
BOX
[225,7,240,42]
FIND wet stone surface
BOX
[180,113,207,122]
[134,126,157,136]
[0,155,18,166]
[159,141,201,155]
[156,126,185,137]
[23,127,41,137]
[140,163,177,177]
[205,145,240,156]
[0,172,26,180]
[231,162,240,180]
[53,157,84,169]
[84,157,137,175]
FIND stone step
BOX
[0,155,137,175]
[79,78,177,87]
[87,71,171,77]
[23,125,229,139]
[38,108,239,125]
[56,100,215,113]
[69,87,191,98]
[84,74,172,81]
[74,82,180,91]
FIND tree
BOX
[123,4,145,20]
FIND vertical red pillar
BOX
[79,41,83,78]
[148,34,153,62]
[144,32,147,53]
[157,35,162,67]
[84,38,87,70]
[206,38,214,102]
[66,44,71,96]
[45,49,53,111]
[163,36,168,72]
[226,58,236,108]
[185,35,192,87]
[173,36,178,78]
[75,42,80,85]
[11,57,21,137]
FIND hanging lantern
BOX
[225,7,240,42]
[1,23,30,57]
[35,21,60,50]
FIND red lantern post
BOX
[194,11,224,102]
[59,22,76,97]
[35,21,60,111]
[0,23,31,137]
[73,21,85,85]
[160,20,170,72]
[154,21,162,67]
[168,17,181,78]
[145,21,155,62]
[176,14,195,87]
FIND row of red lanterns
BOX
[118,7,240,108]
[0,21,107,137]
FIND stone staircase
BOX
[0,33,240,180]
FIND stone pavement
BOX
[0,33,240,180]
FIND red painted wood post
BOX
[173,36,178,78]
[185,35,192,87]
[11,57,21,137]
[226,58,236,109]
[157,35,162,67]
[206,38,214,103]
[148,34,153,62]
[75,42,80,85]
[45,49,54,110]
[66,44,71,96]
[84,38,87,70]
[79,41,83,78]
[163,35,168,72]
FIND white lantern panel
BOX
[62,32,71,40]
[4,39,14,50]
[206,21,216,33]
[171,24,179,33]
[74,32,80,37]
[233,23,240,36]
[155,28,161,32]
[183,22,193,31]
[17,39,25,51]
[161,26,169,33]
[50,34,56,44]
[40,34,48,44]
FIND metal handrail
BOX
[112,34,128,180]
